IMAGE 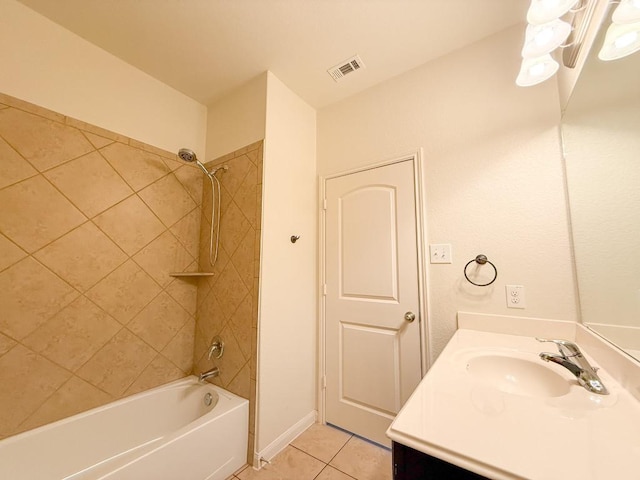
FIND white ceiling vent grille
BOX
[327,55,366,82]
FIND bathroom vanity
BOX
[387,312,640,480]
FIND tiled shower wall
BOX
[0,93,203,439]
[193,142,262,464]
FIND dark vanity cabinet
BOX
[392,442,490,480]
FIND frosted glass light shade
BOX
[598,21,640,61]
[527,0,579,25]
[521,19,572,58]
[516,54,559,86]
[612,0,640,24]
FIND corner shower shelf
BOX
[169,272,215,278]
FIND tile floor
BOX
[228,423,392,480]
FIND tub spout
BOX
[198,367,220,383]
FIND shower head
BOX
[178,148,198,163]
[177,148,212,177]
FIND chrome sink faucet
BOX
[536,338,609,395]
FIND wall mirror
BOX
[561,6,640,361]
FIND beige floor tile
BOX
[237,446,324,480]
[316,465,356,480]
[291,424,353,463]
[329,436,392,480]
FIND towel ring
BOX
[464,254,498,287]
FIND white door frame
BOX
[317,150,430,425]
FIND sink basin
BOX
[466,354,571,398]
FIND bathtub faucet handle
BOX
[207,336,225,360]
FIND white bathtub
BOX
[0,376,248,480]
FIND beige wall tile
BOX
[0,344,71,437]
[17,376,113,433]
[133,230,194,287]
[0,233,26,272]
[139,174,197,227]
[77,328,156,397]
[34,222,128,292]
[231,227,256,290]
[0,109,93,171]
[0,332,17,356]
[86,260,161,324]
[165,277,199,315]
[229,294,253,360]
[81,131,114,149]
[219,201,252,257]
[171,207,201,258]
[0,94,65,122]
[44,151,133,218]
[218,154,252,195]
[22,296,121,372]
[100,142,170,191]
[227,362,250,399]
[214,261,249,319]
[124,354,185,397]
[234,164,258,227]
[174,164,204,204]
[128,292,190,351]
[216,325,248,387]
[162,319,196,373]
[0,175,87,253]
[0,136,37,190]
[93,195,165,256]
[0,257,78,340]
[197,288,227,342]
[64,117,129,143]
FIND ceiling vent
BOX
[327,55,366,82]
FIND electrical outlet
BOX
[429,244,452,264]
[506,285,526,309]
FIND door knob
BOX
[404,312,416,323]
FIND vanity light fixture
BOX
[598,20,640,60]
[517,0,584,86]
[599,0,640,61]
[612,0,640,24]
[527,0,580,25]
[516,53,560,86]
[521,18,573,57]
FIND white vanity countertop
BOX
[387,323,640,480]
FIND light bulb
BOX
[599,21,640,60]
[516,54,559,86]
[527,0,579,25]
[521,19,572,58]
[612,0,640,24]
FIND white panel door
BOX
[324,159,422,446]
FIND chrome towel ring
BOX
[464,254,498,287]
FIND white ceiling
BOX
[17,0,528,108]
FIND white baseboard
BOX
[253,410,317,469]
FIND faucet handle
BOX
[207,336,225,360]
[535,338,581,358]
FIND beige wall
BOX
[318,25,579,362]
[192,141,263,464]
[257,72,317,454]
[0,0,207,156]
[0,93,201,439]
[206,74,267,161]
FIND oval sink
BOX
[466,354,571,398]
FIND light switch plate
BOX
[430,244,452,264]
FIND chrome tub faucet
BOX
[536,338,609,395]
[198,367,220,383]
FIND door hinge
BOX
[322,375,327,389]
[323,198,327,210]
[323,284,327,296]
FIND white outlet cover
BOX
[506,285,526,309]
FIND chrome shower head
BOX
[178,148,197,163]
[178,148,212,177]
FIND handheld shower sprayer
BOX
[177,148,228,267]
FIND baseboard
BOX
[253,410,317,469]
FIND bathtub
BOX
[0,376,248,480]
